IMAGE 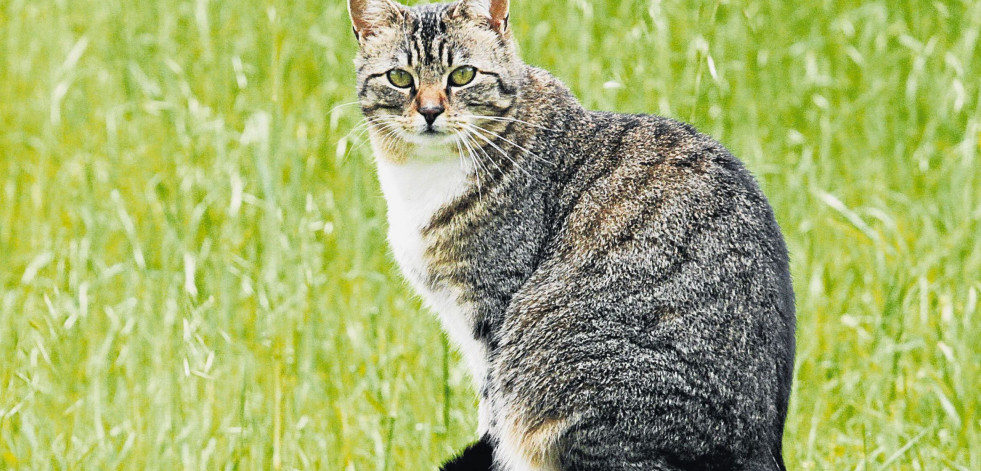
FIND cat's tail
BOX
[439,435,494,471]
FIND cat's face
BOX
[350,0,520,154]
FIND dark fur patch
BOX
[439,435,495,471]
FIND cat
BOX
[347,0,796,469]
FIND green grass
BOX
[1,0,978,469]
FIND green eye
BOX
[387,69,413,88]
[449,66,477,87]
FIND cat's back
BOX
[543,110,792,293]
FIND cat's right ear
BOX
[348,0,405,43]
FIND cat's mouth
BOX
[400,126,455,146]
[416,120,449,136]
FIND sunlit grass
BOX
[1,0,978,469]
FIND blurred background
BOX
[0,0,977,469]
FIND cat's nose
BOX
[418,105,445,126]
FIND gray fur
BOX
[350,1,796,469]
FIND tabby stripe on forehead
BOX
[401,28,415,67]
[409,18,420,64]
[420,32,432,64]
[409,19,423,65]
[423,22,435,64]
[425,37,435,64]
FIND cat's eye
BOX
[448,66,477,87]
[387,69,413,88]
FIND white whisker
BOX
[327,100,362,116]
[465,123,556,177]
[454,129,485,199]
[462,127,509,179]
[462,123,534,178]
[461,114,562,133]
[470,124,556,168]
[337,116,390,162]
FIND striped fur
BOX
[350,1,796,470]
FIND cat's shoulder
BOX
[585,111,752,186]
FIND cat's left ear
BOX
[454,0,510,35]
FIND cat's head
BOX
[349,0,522,154]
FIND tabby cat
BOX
[347,1,796,469]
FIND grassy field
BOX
[1,0,978,469]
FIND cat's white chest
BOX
[373,143,489,419]
[375,156,468,296]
